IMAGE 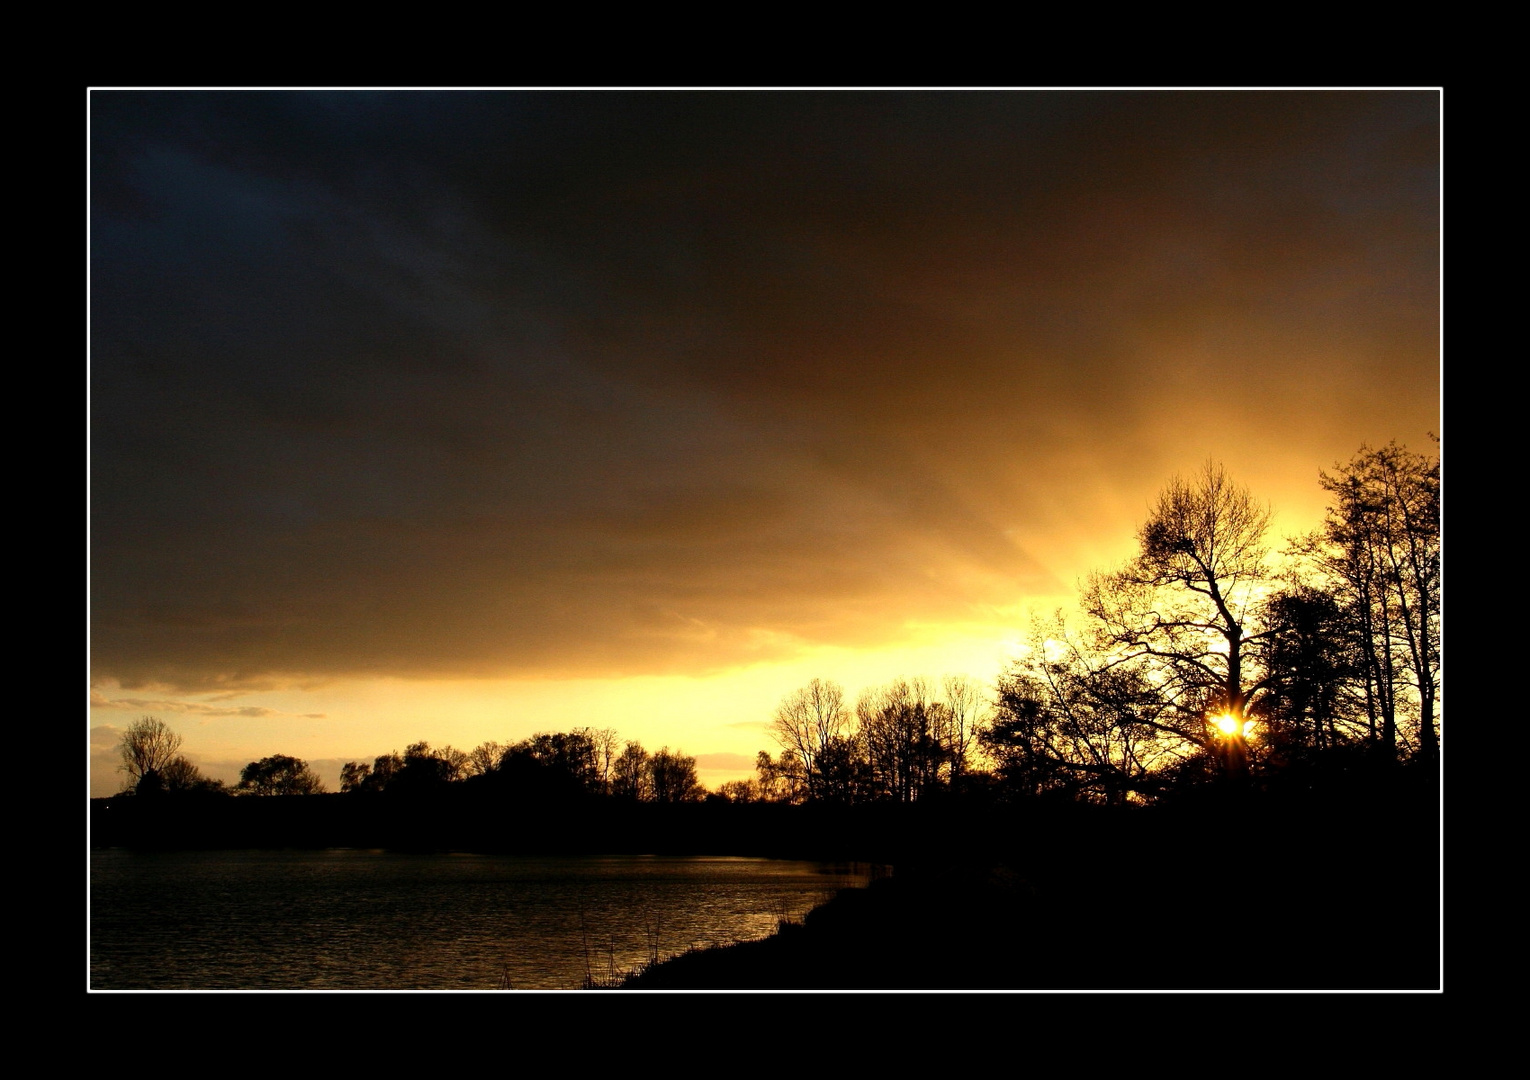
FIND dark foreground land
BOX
[620,846,1435,990]
[92,770,1439,991]
[621,782,1440,990]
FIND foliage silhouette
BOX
[237,754,325,795]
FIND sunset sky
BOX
[89,90,1440,796]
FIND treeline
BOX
[110,717,707,806]
[740,439,1439,809]
[731,674,987,805]
[336,732,705,803]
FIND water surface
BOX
[91,849,873,990]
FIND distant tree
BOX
[339,761,372,793]
[770,679,851,801]
[160,755,200,791]
[237,755,325,795]
[521,732,602,790]
[941,675,988,785]
[466,741,506,777]
[493,731,605,800]
[437,744,470,782]
[398,741,469,786]
[858,678,949,802]
[983,666,1065,800]
[715,779,761,803]
[366,752,405,792]
[117,716,183,792]
[578,727,621,794]
[159,755,226,795]
[754,750,804,804]
[612,742,652,800]
[648,748,705,803]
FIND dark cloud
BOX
[89,691,325,719]
[91,91,1439,691]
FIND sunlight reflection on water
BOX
[90,849,872,990]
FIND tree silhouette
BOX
[466,741,506,777]
[987,634,1182,804]
[753,749,804,803]
[648,747,704,803]
[941,675,987,786]
[857,678,950,802]
[612,741,652,800]
[116,716,183,792]
[339,760,372,792]
[1256,585,1363,765]
[159,754,225,794]
[770,679,851,801]
[237,755,325,795]
[1312,441,1440,764]
[1083,462,1277,784]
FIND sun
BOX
[1211,713,1242,737]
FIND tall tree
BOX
[1083,462,1278,783]
[1313,441,1441,764]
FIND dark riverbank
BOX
[621,780,1441,990]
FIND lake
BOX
[90,849,876,990]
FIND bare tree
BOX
[1083,462,1277,782]
[942,674,988,783]
[437,745,471,783]
[117,716,183,790]
[1313,441,1440,764]
[857,677,948,802]
[577,727,620,793]
[466,741,506,777]
[988,627,1186,805]
[770,678,851,800]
